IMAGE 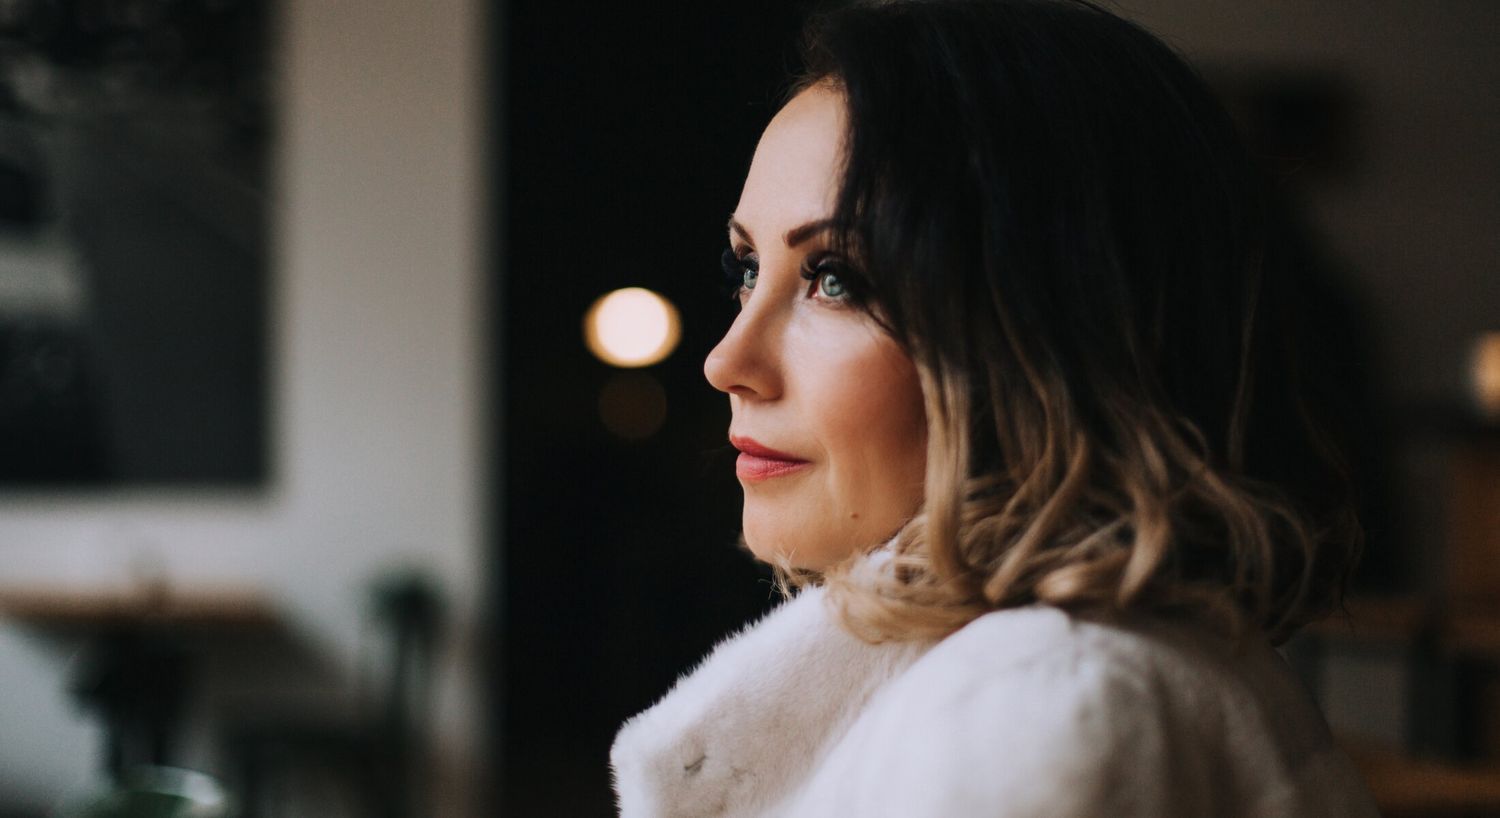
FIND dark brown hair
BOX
[783,0,1360,645]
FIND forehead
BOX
[732,84,847,239]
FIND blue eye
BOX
[720,247,759,297]
[817,272,847,299]
[800,254,859,303]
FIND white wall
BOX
[0,0,487,812]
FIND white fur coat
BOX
[610,580,1379,817]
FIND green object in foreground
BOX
[56,767,233,818]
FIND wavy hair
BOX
[772,0,1360,645]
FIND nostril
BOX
[703,348,730,393]
[704,314,779,400]
[704,333,748,396]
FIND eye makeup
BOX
[799,252,866,305]
[718,247,871,307]
[720,247,759,299]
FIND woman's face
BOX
[705,83,928,570]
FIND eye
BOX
[816,271,847,300]
[800,253,859,304]
[720,247,759,299]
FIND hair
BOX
[773,0,1361,646]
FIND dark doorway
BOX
[496,3,812,815]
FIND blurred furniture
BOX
[1447,435,1500,609]
[1297,412,1500,816]
[53,766,234,818]
[221,573,444,818]
[1344,742,1500,818]
[1306,596,1500,754]
[0,584,279,780]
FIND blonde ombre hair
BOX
[770,0,1361,646]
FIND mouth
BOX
[730,435,811,482]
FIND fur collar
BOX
[609,575,934,817]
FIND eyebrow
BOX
[727,216,836,249]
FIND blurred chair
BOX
[53,766,233,818]
[220,573,445,818]
[70,632,191,780]
[1292,417,1500,817]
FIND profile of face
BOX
[704,83,928,571]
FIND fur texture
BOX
[610,581,1379,817]
[609,585,932,817]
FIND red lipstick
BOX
[730,435,811,482]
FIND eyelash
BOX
[800,253,859,303]
[720,247,756,298]
[718,247,864,306]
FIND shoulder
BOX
[802,605,1371,817]
[920,604,1254,698]
[890,605,1224,731]
[893,606,1222,775]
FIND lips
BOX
[730,435,811,482]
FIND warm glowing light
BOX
[583,288,681,368]
[1473,332,1500,419]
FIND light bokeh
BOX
[583,288,681,368]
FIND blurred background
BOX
[0,0,1495,816]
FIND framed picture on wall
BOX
[0,0,272,486]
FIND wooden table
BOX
[1308,595,1500,656]
[0,585,278,630]
[0,584,283,779]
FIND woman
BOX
[612,1,1379,815]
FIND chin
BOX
[739,525,789,568]
[741,520,848,572]
[741,536,780,568]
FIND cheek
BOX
[809,331,927,510]
[739,316,927,570]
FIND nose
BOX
[704,304,782,400]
